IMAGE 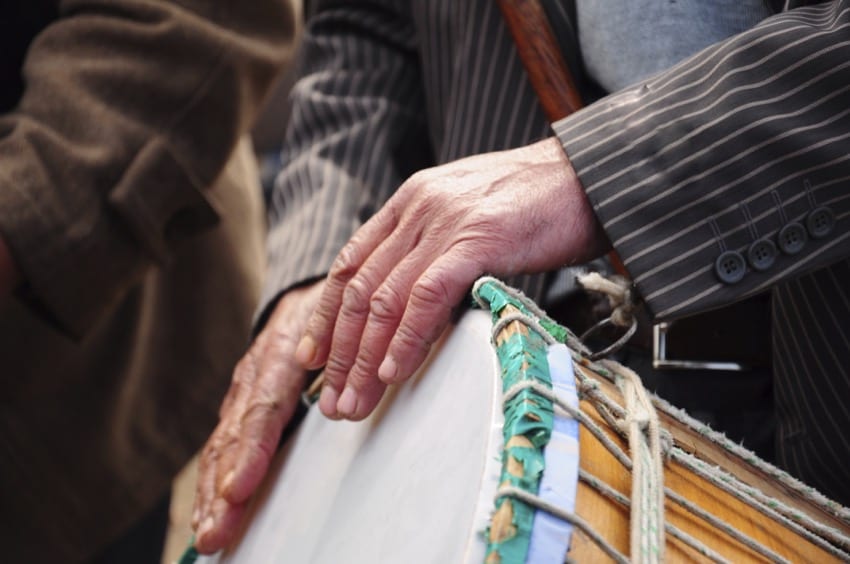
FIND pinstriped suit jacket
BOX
[264,1,850,505]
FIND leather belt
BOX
[650,293,772,372]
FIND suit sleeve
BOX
[258,0,432,321]
[0,0,295,337]
[553,1,850,321]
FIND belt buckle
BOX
[652,322,749,371]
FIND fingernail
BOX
[337,387,358,417]
[319,385,339,416]
[192,508,200,528]
[198,516,214,541]
[222,470,235,496]
[378,355,398,383]
[295,335,317,366]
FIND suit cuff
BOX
[552,86,722,320]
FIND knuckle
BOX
[369,285,405,323]
[266,325,299,355]
[255,315,303,356]
[244,437,275,467]
[394,322,432,353]
[412,189,442,217]
[341,277,373,315]
[405,168,431,188]
[328,242,362,283]
[231,349,260,387]
[240,389,285,427]
[323,354,352,383]
[351,349,381,378]
[216,425,240,451]
[201,435,225,463]
[381,197,403,227]
[205,417,242,455]
[231,356,252,384]
[401,172,446,213]
[410,274,453,309]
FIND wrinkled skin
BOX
[192,281,324,553]
[192,137,608,553]
[296,138,607,421]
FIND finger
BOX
[210,354,259,493]
[195,281,328,553]
[222,343,306,504]
[192,354,256,530]
[315,273,373,418]
[194,338,300,550]
[193,419,235,536]
[193,345,260,536]
[194,497,249,554]
[193,378,246,530]
[336,246,433,420]
[296,194,408,371]
[192,433,219,530]
[316,226,421,418]
[380,245,483,384]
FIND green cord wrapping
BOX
[178,538,199,564]
[476,281,562,563]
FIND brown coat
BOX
[0,1,295,561]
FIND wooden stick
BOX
[496,0,629,277]
[495,0,583,121]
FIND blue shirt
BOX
[576,0,774,91]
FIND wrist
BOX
[534,137,612,262]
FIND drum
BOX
[195,278,850,563]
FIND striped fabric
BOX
[265,1,850,504]
[554,1,850,503]
[262,0,551,314]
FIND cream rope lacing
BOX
[472,276,850,563]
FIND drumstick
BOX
[496,0,630,277]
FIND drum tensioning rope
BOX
[475,278,665,564]
[472,276,850,563]
[180,277,850,564]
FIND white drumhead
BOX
[202,310,503,564]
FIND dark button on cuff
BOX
[778,222,807,255]
[715,250,746,284]
[747,238,777,272]
[806,206,835,239]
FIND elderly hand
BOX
[295,137,608,422]
[192,280,325,554]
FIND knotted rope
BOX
[472,276,850,563]
[576,273,639,360]
[576,272,638,329]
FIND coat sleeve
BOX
[553,1,850,321]
[0,0,295,337]
[258,0,433,323]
